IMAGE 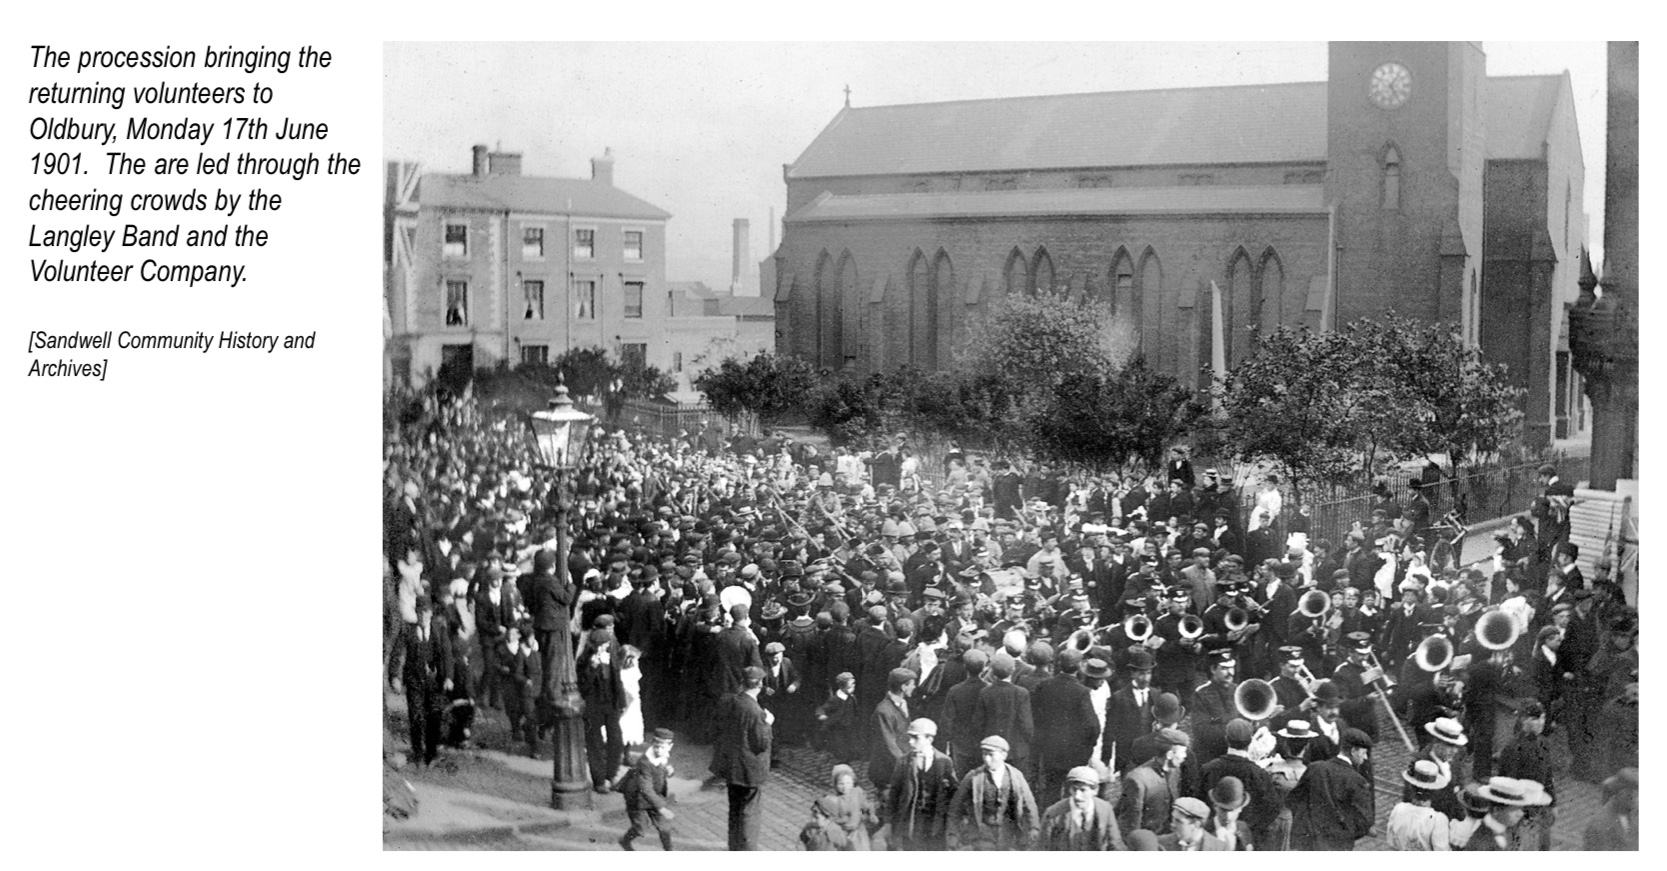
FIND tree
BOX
[1215,314,1526,492]
[1353,314,1525,475]
[471,345,671,419]
[1031,355,1201,470]
[693,351,815,427]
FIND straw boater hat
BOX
[1425,717,1468,746]
[1276,720,1316,740]
[1474,776,1552,807]
[1402,759,1451,791]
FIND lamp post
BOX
[528,381,595,810]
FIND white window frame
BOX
[623,279,645,319]
[622,228,644,262]
[573,277,598,320]
[573,226,596,261]
[522,224,545,261]
[523,279,545,321]
[444,279,469,326]
[443,222,468,259]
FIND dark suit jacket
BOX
[474,584,521,641]
[1104,687,1155,768]
[1156,831,1228,851]
[1032,674,1100,771]
[974,681,1035,761]
[713,625,762,696]
[1199,751,1282,836]
[530,571,576,633]
[710,691,771,787]
[1288,756,1372,849]
[390,622,453,708]
[577,640,625,713]
[941,676,987,760]
[619,752,670,810]
[886,750,960,848]
[868,694,912,788]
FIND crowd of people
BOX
[384,389,1640,851]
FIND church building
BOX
[773,42,1587,446]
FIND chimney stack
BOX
[591,147,614,186]
[471,144,489,178]
[487,151,522,176]
[731,218,751,294]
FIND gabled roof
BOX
[418,173,671,220]
[788,82,1330,178]
[785,185,1327,223]
[1484,74,1565,160]
[788,75,1574,179]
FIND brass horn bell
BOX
[1414,633,1454,672]
[1234,678,1278,721]
[1476,609,1520,651]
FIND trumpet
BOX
[1179,613,1204,641]
[1124,613,1154,643]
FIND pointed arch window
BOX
[1383,144,1402,211]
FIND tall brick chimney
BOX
[591,147,614,186]
[731,218,750,294]
[487,151,521,175]
[471,144,489,178]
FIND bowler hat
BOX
[1126,649,1157,671]
[1208,776,1248,811]
[1153,692,1186,725]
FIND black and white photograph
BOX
[380,41,1639,851]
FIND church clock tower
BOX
[1325,42,1485,343]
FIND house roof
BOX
[418,173,671,220]
[788,82,1330,178]
[717,296,775,318]
[1484,74,1565,160]
[788,75,1569,179]
[785,184,1327,223]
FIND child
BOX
[619,645,644,747]
[816,672,860,764]
[617,728,676,851]
[499,623,542,758]
[818,764,878,850]
[799,798,847,851]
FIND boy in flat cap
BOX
[945,735,1041,850]
[617,729,677,851]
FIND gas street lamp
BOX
[526,381,595,810]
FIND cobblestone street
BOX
[386,687,1610,851]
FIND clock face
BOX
[1369,62,1413,109]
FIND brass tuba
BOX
[1476,609,1520,651]
[1298,589,1331,619]
[1179,613,1205,640]
[1234,678,1279,721]
[1414,633,1455,672]
[1225,606,1250,633]
[1124,613,1154,643]
[1067,628,1096,654]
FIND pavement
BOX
[384,685,1612,851]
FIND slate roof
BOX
[1484,74,1566,160]
[785,185,1327,223]
[418,173,671,220]
[789,75,1569,178]
[788,82,1329,178]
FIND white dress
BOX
[619,663,644,746]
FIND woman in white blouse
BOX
[1386,759,1453,850]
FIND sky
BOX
[384,42,1610,293]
